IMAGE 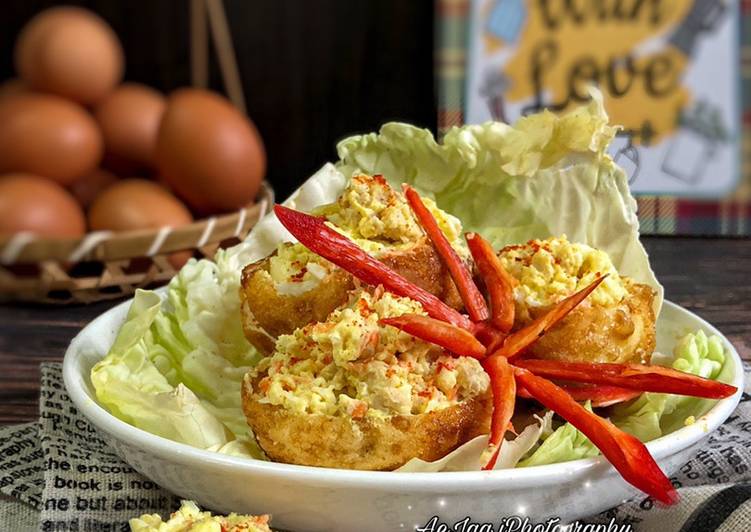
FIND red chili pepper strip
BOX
[490,276,607,360]
[379,314,486,359]
[274,205,472,329]
[481,355,516,470]
[466,232,516,333]
[516,382,641,408]
[472,321,507,351]
[515,359,737,399]
[514,368,679,505]
[403,185,489,323]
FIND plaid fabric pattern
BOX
[436,0,470,135]
[436,0,751,235]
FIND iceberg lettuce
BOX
[90,290,237,450]
[611,330,732,440]
[518,403,600,468]
[90,254,264,457]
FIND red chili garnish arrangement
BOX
[274,185,737,506]
[515,382,641,408]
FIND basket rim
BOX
[0,181,274,264]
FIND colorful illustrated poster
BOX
[465,1,741,197]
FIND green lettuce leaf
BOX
[335,90,662,312]
[518,402,599,467]
[90,290,234,448]
[90,255,264,458]
[611,330,731,440]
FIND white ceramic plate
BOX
[63,298,743,532]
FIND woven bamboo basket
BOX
[0,182,273,304]
[1,0,272,304]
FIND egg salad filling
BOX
[251,288,489,418]
[266,242,335,296]
[265,174,468,296]
[313,173,467,256]
[498,235,628,312]
[130,500,271,532]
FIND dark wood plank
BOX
[0,237,749,425]
[641,237,751,361]
[0,299,120,425]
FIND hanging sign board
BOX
[465,0,740,197]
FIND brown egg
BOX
[0,174,86,237]
[0,93,103,185]
[88,178,193,232]
[156,89,266,215]
[95,83,166,167]
[14,7,81,79]
[0,78,28,101]
[69,168,119,208]
[15,6,124,104]
[89,179,194,268]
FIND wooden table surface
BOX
[0,237,749,426]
